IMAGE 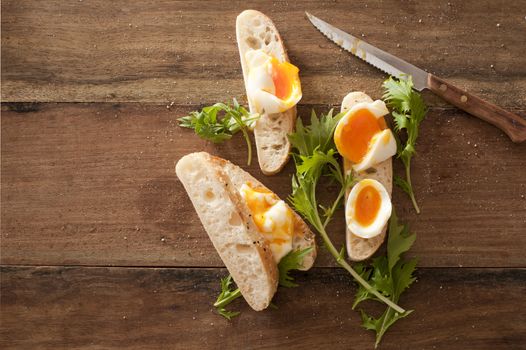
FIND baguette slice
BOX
[236,10,296,175]
[341,92,393,261]
[176,152,316,310]
[218,157,317,271]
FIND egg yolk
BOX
[270,57,299,101]
[242,185,274,230]
[335,109,387,163]
[354,185,381,227]
[240,183,293,245]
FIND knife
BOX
[306,12,526,143]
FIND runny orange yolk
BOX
[270,57,299,101]
[335,109,387,163]
[240,183,294,248]
[243,186,274,231]
[354,185,381,227]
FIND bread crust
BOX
[341,92,393,261]
[236,10,296,175]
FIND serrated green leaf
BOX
[278,247,314,288]
[392,258,417,298]
[394,175,411,196]
[177,99,259,164]
[360,309,378,331]
[387,210,417,272]
[354,209,418,347]
[217,308,240,320]
[392,111,408,131]
[213,275,242,320]
[288,109,345,157]
[383,76,428,213]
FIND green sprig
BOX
[382,76,428,213]
[288,109,405,315]
[213,247,314,320]
[178,99,259,165]
[213,275,242,320]
[354,210,417,347]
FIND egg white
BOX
[245,49,301,114]
[336,100,397,172]
[353,129,397,172]
[239,183,293,262]
[346,179,392,239]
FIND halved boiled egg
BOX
[239,183,293,262]
[245,49,302,114]
[334,100,396,172]
[346,179,392,239]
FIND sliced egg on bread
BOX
[346,179,392,239]
[239,183,293,262]
[245,49,302,114]
[334,100,396,172]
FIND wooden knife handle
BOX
[427,74,526,143]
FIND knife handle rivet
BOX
[460,95,468,103]
[439,84,447,91]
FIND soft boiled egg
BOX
[346,179,392,239]
[334,100,396,172]
[245,49,302,114]
[239,183,293,262]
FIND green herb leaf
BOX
[355,209,418,347]
[278,247,314,287]
[393,175,411,197]
[217,308,241,320]
[288,109,345,157]
[178,99,259,165]
[387,210,417,272]
[289,109,406,318]
[213,275,242,320]
[383,76,428,213]
[361,308,414,348]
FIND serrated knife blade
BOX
[306,12,428,90]
[305,12,526,143]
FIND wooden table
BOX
[2,1,525,349]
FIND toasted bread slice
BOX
[176,152,277,310]
[341,92,393,261]
[236,10,296,175]
[218,158,317,271]
[176,152,316,310]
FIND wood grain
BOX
[2,0,526,108]
[427,74,526,143]
[2,103,525,268]
[1,266,524,349]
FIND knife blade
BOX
[306,12,526,143]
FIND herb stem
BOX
[404,159,420,214]
[213,288,241,309]
[319,224,405,314]
[375,306,395,348]
[313,188,405,314]
[322,184,347,229]
[241,127,252,166]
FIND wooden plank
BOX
[2,103,525,268]
[2,0,525,108]
[1,266,524,349]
